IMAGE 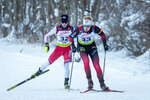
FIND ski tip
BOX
[107,90,125,93]
[63,88,80,92]
[64,88,71,91]
[45,69,50,72]
[7,89,10,91]
[80,91,85,93]
[118,90,125,93]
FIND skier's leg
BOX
[89,49,104,82]
[80,51,91,79]
[89,48,109,91]
[31,60,50,78]
[64,62,70,79]
[40,60,51,71]
[64,62,70,89]
[80,50,93,89]
[48,46,62,64]
[63,46,71,89]
[41,46,62,70]
[31,47,62,78]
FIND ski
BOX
[80,89,124,93]
[63,88,80,91]
[7,69,49,91]
[80,89,93,93]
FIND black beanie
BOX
[60,14,69,22]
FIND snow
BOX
[54,8,59,17]
[3,23,11,28]
[6,26,15,41]
[24,2,30,25]
[84,11,89,16]
[54,0,60,3]
[0,41,150,100]
[140,0,150,3]
[120,11,146,28]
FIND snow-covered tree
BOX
[0,0,149,56]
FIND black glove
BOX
[72,44,76,53]
[104,44,109,51]
[44,43,50,52]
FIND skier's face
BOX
[61,21,68,28]
[83,25,91,32]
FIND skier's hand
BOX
[72,44,76,53]
[44,43,49,52]
[104,44,109,51]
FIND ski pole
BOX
[68,53,75,91]
[102,51,106,78]
[7,69,49,91]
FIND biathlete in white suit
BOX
[31,14,74,89]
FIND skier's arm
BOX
[69,27,79,53]
[44,27,56,52]
[94,26,108,51]
[94,26,107,46]
[44,27,56,44]
[69,27,79,43]
[71,26,74,33]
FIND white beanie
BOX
[83,19,92,26]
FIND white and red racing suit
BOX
[44,24,74,64]
[40,24,74,78]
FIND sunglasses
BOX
[61,21,68,24]
[83,25,91,28]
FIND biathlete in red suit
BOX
[69,16,110,91]
[31,14,74,89]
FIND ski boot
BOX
[100,83,109,91]
[31,68,42,79]
[64,78,70,89]
[87,79,94,90]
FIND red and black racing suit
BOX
[69,25,107,84]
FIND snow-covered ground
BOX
[0,41,150,100]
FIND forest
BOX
[0,0,150,56]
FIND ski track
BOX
[0,44,150,100]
